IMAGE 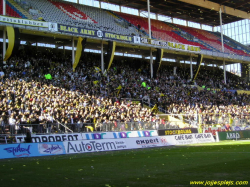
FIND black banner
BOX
[158,128,198,136]
[58,24,133,43]
[192,54,203,82]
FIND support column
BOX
[147,0,151,39]
[249,64,250,82]
[101,40,104,73]
[63,44,65,56]
[150,48,153,78]
[190,56,193,79]
[3,28,6,62]
[72,38,75,67]
[147,0,153,78]
[219,7,226,84]
[2,0,6,62]
[223,59,226,84]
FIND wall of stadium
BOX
[0,132,214,159]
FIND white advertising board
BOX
[15,133,82,143]
[82,130,158,140]
[64,139,127,154]
[159,133,215,145]
[125,137,163,149]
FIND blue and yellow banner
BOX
[58,24,133,43]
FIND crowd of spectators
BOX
[0,49,250,134]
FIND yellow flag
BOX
[86,126,94,132]
[4,26,15,61]
[73,37,83,72]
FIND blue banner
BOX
[0,142,65,159]
[58,24,133,43]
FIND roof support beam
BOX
[178,0,250,19]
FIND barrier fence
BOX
[0,122,180,135]
[158,113,250,128]
[0,133,215,159]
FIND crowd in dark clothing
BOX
[0,50,250,134]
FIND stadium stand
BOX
[0,46,249,135]
[15,0,140,36]
[2,0,249,56]
[1,0,250,136]
[176,25,250,56]
[0,0,27,18]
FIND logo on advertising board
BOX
[82,131,158,140]
[113,131,157,139]
[16,133,82,143]
[194,133,215,143]
[38,144,64,155]
[84,133,107,140]
[244,126,250,130]
[174,134,194,145]
[226,132,240,140]
[97,30,103,37]
[65,139,127,154]
[3,144,31,157]
[135,138,160,148]
[160,137,170,146]
[158,128,198,136]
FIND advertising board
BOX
[158,128,198,136]
[216,130,250,141]
[203,126,250,136]
[0,142,65,159]
[63,139,127,154]
[15,133,82,143]
[82,130,158,140]
[159,133,214,145]
[125,137,163,149]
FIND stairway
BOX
[7,0,33,19]
[168,23,220,52]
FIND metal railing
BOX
[0,121,180,135]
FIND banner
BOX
[158,128,198,136]
[58,24,133,42]
[139,37,201,52]
[38,143,65,155]
[160,133,214,146]
[125,137,162,149]
[15,131,158,142]
[64,139,127,154]
[0,15,54,28]
[192,54,203,82]
[15,133,82,143]
[157,48,164,73]
[3,26,15,61]
[203,126,250,136]
[0,142,65,159]
[73,37,83,72]
[4,133,216,159]
[153,48,164,78]
[12,27,20,57]
[216,130,250,141]
[107,41,116,71]
[104,32,132,42]
[81,130,158,140]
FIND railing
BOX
[0,122,180,135]
[96,122,179,131]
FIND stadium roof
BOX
[97,0,250,26]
